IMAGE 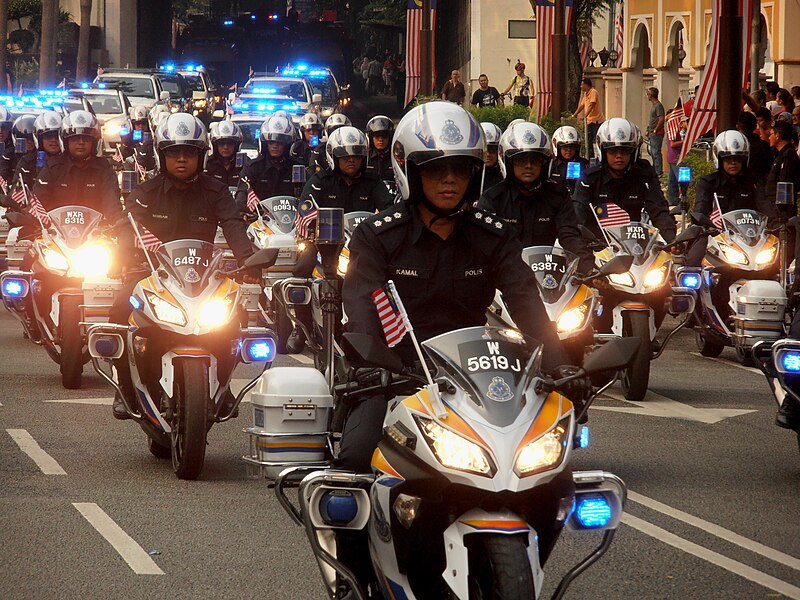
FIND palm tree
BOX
[76,0,92,81]
[39,0,58,88]
[0,0,8,93]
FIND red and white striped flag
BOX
[594,202,631,227]
[0,175,7,194]
[710,194,724,228]
[615,1,624,67]
[578,20,592,70]
[372,285,408,347]
[666,98,685,142]
[134,223,162,252]
[27,189,52,227]
[679,0,753,162]
[112,146,123,163]
[534,0,574,121]
[247,188,260,212]
[11,184,26,205]
[404,0,438,107]
[295,199,318,239]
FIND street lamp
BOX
[677,47,687,67]
[598,47,610,67]
[589,48,598,67]
[608,49,619,68]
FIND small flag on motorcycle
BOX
[0,175,7,194]
[710,193,724,229]
[11,184,25,205]
[134,223,162,252]
[372,284,408,347]
[296,199,318,239]
[247,188,260,212]
[595,202,631,227]
[26,188,52,227]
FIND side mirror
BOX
[159,91,170,101]
[672,224,704,245]
[691,212,715,229]
[582,337,641,374]
[341,332,405,373]
[243,247,279,270]
[312,93,322,104]
[597,255,633,276]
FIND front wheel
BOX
[467,534,536,600]
[171,359,209,480]
[274,301,293,355]
[59,296,83,389]
[696,329,725,357]
[735,345,755,367]
[621,311,651,401]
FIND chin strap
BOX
[419,195,471,226]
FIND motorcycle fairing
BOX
[259,196,298,234]
[520,246,578,304]
[603,222,661,266]
[47,206,104,250]
[155,240,222,298]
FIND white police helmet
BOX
[498,122,552,180]
[712,130,750,169]
[325,126,368,172]
[481,122,502,148]
[595,117,641,163]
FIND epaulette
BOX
[368,204,409,233]
[469,208,506,235]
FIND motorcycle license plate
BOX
[283,404,316,420]
[759,301,778,313]
[278,248,294,259]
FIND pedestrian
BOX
[383,54,394,95]
[571,78,604,158]
[756,107,773,143]
[766,81,781,115]
[792,85,800,105]
[736,111,773,184]
[645,87,665,176]
[766,120,800,213]
[470,74,500,107]
[683,86,699,118]
[360,56,370,92]
[775,89,795,122]
[441,70,466,105]
[792,106,800,138]
[503,62,533,107]
[368,56,383,96]
[395,54,406,108]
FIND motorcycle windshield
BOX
[520,246,577,303]
[156,240,221,297]
[607,222,659,266]
[721,210,767,247]
[260,196,297,234]
[344,211,374,236]
[48,206,104,249]
[423,327,542,428]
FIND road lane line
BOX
[6,429,66,475]
[690,352,763,375]
[628,490,800,571]
[292,353,314,365]
[45,398,114,405]
[622,514,800,599]
[73,503,164,575]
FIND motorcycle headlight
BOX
[416,417,495,477]
[104,123,121,136]
[41,246,69,271]
[73,244,111,277]
[644,264,669,288]
[719,243,748,265]
[608,271,634,287]
[338,254,349,276]
[756,245,777,266]
[557,301,591,334]
[197,297,234,329]
[321,108,333,117]
[145,291,187,326]
[515,418,570,476]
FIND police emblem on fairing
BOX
[746,227,756,238]
[486,376,514,402]
[632,243,644,256]
[542,273,559,290]
[440,120,463,145]
[175,121,191,136]
[281,214,292,224]
[522,131,536,145]
[184,267,201,283]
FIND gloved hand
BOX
[552,364,592,423]
[241,267,262,285]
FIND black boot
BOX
[112,392,132,420]
[286,327,306,354]
[112,359,134,420]
[776,397,800,430]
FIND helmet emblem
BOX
[74,114,86,125]
[614,128,626,140]
[346,132,358,144]
[567,131,576,140]
[175,121,191,136]
[731,139,741,150]
[542,273,559,290]
[184,267,200,283]
[486,376,514,403]
[440,120,464,145]
[522,131,536,145]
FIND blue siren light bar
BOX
[2,279,27,298]
[781,351,800,372]
[678,166,691,183]
[574,495,613,528]
[678,271,701,290]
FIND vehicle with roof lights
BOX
[1,90,68,119]
[64,87,132,154]
[93,70,167,108]
[169,64,220,122]
[239,74,316,125]
[280,64,347,118]
[228,114,267,160]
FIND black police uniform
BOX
[0,140,14,182]
[11,151,38,188]
[33,152,122,220]
[235,153,297,215]
[573,159,677,243]
[483,164,503,191]
[290,138,323,170]
[477,178,595,273]
[745,133,773,184]
[365,148,393,182]
[766,144,800,213]
[122,142,156,174]
[550,155,589,195]
[204,154,241,189]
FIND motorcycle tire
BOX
[621,311,651,401]
[696,330,725,358]
[275,303,293,355]
[59,296,83,390]
[148,437,171,460]
[467,534,536,600]
[735,345,755,367]
[171,359,209,480]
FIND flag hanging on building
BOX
[594,202,631,227]
[679,0,753,162]
[579,20,593,70]
[666,98,685,142]
[372,285,408,347]
[404,0,437,108]
[615,1,624,67]
[534,0,574,121]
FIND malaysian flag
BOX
[579,20,592,70]
[679,0,753,162]
[534,0,574,121]
[710,194,724,228]
[247,188,260,212]
[0,175,7,194]
[134,223,162,252]
[595,202,631,227]
[615,1,624,67]
[404,0,438,107]
[27,189,52,227]
[11,184,26,205]
[295,199,318,239]
[372,285,408,347]
[112,146,123,163]
[666,98,685,142]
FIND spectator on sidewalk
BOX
[571,78,604,158]
[737,111,773,184]
[441,70,466,105]
[683,86,699,118]
[792,86,800,105]
[367,56,383,96]
[646,87,666,176]
[503,62,533,107]
[471,74,500,107]
[666,115,687,206]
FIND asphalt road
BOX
[2,309,799,600]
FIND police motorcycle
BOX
[84,238,280,480]
[488,246,634,364]
[678,209,786,364]
[1,206,120,389]
[274,328,639,600]
[753,339,800,455]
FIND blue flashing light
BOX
[238,103,249,110]
[129,295,142,310]
[271,13,279,19]
[81,82,89,89]
[319,490,359,526]
[781,351,800,372]
[223,19,234,26]
[120,126,130,137]
[296,64,308,71]
[251,87,278,95]
[159,64,175,72]
[678,272,701,290]
[245,339,275,361]
[185,64,195,72]
[133,130,142,141]
[574,496,612,528]
[678,166,692,183]
[256,103,266,111]
[567,161,582,180]
[578,425,590,449]
[95,336,120,358]
[97,82,107,89]
[3,279,25,298]
[250,14,257,20]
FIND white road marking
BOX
[622,513,800,599]
[44,398,113,405]
[73,503,164,575]
[593,390,757,424]
[292,352,314,365]
[6,429,66,475]
[628,490,800,571]
[690,352,763,375]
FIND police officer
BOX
[481,121,503,190]
[235,115,298,218]
[573,117,676,244]
[364,115,394,182]
[1,112,62,208]
[9,115,37,188]
[290,112,323,169]
[110,113,256,420]
[477,122,595,273]
[120,105,156,174]
[33,110,121,220]
[205,120,244,189]
[309,113,352,175]
[550,125,589,195]
[336,102,588,596]
[0,107,13,183]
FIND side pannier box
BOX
[82,280,123,324]
[242,366,332,479]
[733,279,786,347]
